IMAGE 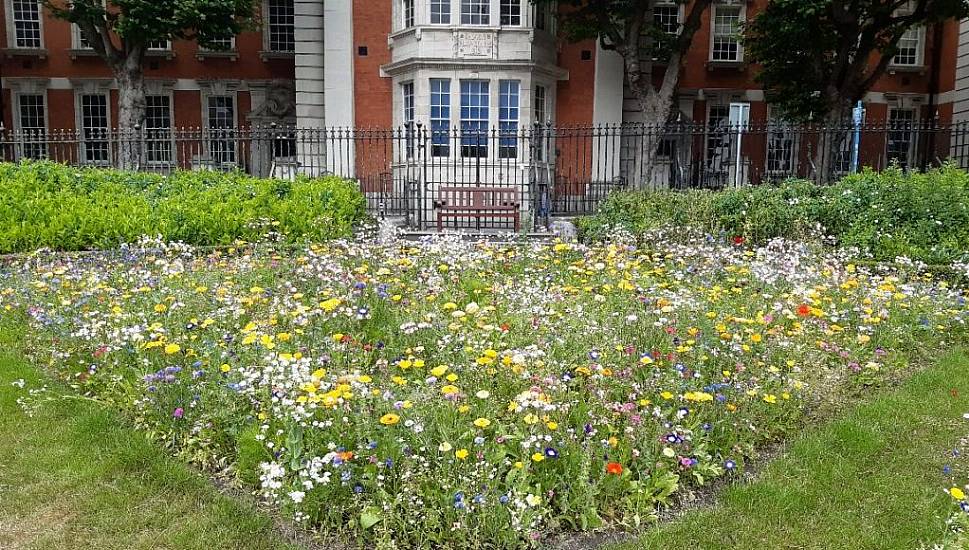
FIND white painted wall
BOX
[322,0,356,173]
[591,41,624,182]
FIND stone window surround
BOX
[73,81,113,165]
[6,77,49,134]
[3,0,47,56]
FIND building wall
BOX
[1,0,295,135]
[1,0,963,167]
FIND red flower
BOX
[796,304,811,317]
[606,462,623,475]
[732,236,745,245]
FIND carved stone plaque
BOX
[455,31,496,58]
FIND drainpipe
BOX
[925,22,944,169]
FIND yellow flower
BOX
[684,391,714,402]
[639,356,654,365]
[163,343,181,355]
[473,417,491,428]
[525,494,542,506]
[458,404,470,413]
[951,487,967,500]
[546,421,558,430]
[523,413,539,425]
[431,365,449,377]
[750,333,763,343]
[357,375,372,383]
[154,303,167,313]
[220,363,231,373]
[660,391,674,400]
[332,333,345,342]
[379,413,400,426]
[441,385,460,395]
[513,461,524,469]
[446,373,459,382]
[319,298,341,312]
[762,394,778,404]
[455,448,469,460]
[531,452,545,462]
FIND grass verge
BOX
[612,348,969,550]
[0,320,296,550]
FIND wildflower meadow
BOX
[3,228,968,548]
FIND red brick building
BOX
[0,1,962,185]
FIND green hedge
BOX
[577,165,969,265]
[0,161,367,253]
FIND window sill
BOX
[706,60,745,71]
[259,50,295,61]
[887,65,926,75]
[68,48,100,60]
[196,50,239,61]
[2,47,48,59]
[146,50,175,60]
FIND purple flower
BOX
[173,407,184,419]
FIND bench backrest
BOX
[437,186,520,209]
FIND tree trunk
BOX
[114,56,147,170]
[634,91,674,190]
[813,96,853,184]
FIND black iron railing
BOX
[2,121,968,231]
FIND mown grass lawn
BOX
[0,321,297,550]
[614,349,969,550]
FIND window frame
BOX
[6,0,44,49]
[460,79,490,158]
[13,90,48,160]
[144,93,176,167]
[500,0,522,26]
[709,3,744,63]
[461,0,490,26]
[264,0,296,53]
[430,78,452,157]
[653,2,682,35]
[764,108,799,177]
[401,81,416,158]
[75,90,112,166]
[886,107,918,170]
[892,25,924,67]
[498,79,520,159]
[402,0,415,28]
[203,92,239,166]
[430,0,451,24]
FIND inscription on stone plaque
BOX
[455,31,496,58]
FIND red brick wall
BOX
[353,0,393,128]
[352,0,394,184]
[555,40,597,126]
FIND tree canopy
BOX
[744,0,969,122]
[44,0,256,63]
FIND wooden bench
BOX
[433,186,521,232]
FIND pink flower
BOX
[173,407,184,419]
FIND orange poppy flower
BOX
[606,462,623,475]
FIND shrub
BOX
[0,161,367,252]
[577,165,969,265]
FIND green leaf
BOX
[360,507,382,530]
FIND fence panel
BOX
[3,122,968,231]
